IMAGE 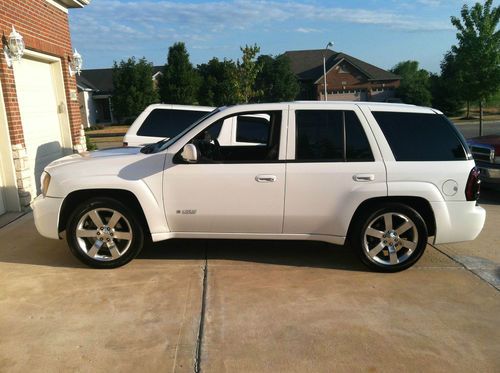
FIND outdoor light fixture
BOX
[3,26,25,68]
[323,41,333,101]
[69,49,83,76]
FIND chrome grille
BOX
[470,145,494,163]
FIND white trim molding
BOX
[45,0,90,13]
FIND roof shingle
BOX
[283,49,399,82]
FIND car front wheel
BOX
[66,197,144,268]
[351,203,428,272]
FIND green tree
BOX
[235,44,262,103]
[111,57,158,122]
[255,54,300,102]
[430,52,465,116]
[450,0,500,133]
[198,58,239,106]
[391,60,432,106]
[159,42,200,104]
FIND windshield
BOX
[140,108,222,154]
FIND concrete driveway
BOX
[0,190,499,372]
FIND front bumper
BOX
[31,195,64,240]
[431,200,486,244]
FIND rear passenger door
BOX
[283,104,387,238]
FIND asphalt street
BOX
[454,120,500,138]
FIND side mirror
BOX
[181,144,198,163]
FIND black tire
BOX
[350,203,428,272]
[66,197,144,268]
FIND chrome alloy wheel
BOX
[363,212,419,266]
[75,208,133,261]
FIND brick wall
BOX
[316,61,400,100]
[0,0,82,147]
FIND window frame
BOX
[289,105,378,163]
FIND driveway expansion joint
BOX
[194,243,208,373]
[430,243,500,292]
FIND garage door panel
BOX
[14,57,64,198]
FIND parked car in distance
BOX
[467,135,500,184]
[32,101,485,272]
[124,103,271,148]
[123,104,214,147]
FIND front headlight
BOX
[41,172,51,197]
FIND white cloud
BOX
[296,27,321,33]
[417,0,442,6]
[72,0,452,36]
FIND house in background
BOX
[77,66,163,127]
[284,49,400,101]
[0,0,89,216]
[77,49,400,128]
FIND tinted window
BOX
[296,110,343,161]
[295,110,373,162]
[373,112,468,161]
[137,109,209,138]
[236,116,270,143]
[345,111,374,162]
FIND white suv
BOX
[123,104,214,147]
[33,101,486,272]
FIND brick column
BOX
[11,144,31,208]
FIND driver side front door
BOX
[163,108,287,234]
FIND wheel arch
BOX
[347,196,436,239]
[58,189,152,238]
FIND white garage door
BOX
[329,91,367,101]
[14,57,64,198]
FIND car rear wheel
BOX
[351,203,428,272]
[66,197,144,268]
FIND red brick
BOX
[1,0,82,146]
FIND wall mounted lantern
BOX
[69,49,83,76]
[3,26,25,68]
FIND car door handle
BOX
[353,174,375,182]
[255,175,277,183]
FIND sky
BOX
[69,0,496,73]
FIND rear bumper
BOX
[31,195,63,240]
[432,201,486,244]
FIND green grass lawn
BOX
[85,125,130,135]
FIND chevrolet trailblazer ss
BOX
[32,102,485,272]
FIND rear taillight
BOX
[465,167,481,201]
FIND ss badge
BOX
[176,209,197,215]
